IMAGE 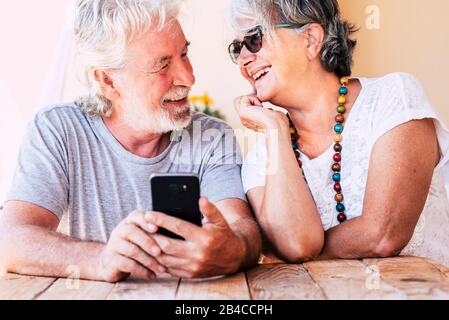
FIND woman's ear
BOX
[304,23,325,60]
[93,69,119,101]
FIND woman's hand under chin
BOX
[234,94,289,133]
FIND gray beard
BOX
[124,105,192,135]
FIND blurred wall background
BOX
[340,0,449,124]
[1,0,448,203]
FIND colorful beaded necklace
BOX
[289,77,349,224]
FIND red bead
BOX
[337,213,347,223]
[334,182,341,192]
[297,159,302,167]
[333,153,341,162]
[332,163,341,172]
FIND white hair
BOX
[71,0,183,117]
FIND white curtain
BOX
[1,2,74,205]
[36,21,73,110]
[0,78,27,205]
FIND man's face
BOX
[111,20,196,134]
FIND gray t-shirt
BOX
[6,104,246,243]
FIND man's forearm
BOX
[232,218,262,270]
[0,225,105,280]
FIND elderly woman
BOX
[229,0,449,266]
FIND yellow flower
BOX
[202,93,214,106]
[188,96,201,104]
[189,92,214,106]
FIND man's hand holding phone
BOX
[145,197,246,279]
[98,211,166,283]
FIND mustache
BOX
[161,86,192,102]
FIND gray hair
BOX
[229,0,357,77]
[71,0,183,117]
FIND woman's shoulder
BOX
[357,72,435,121]
[360,72,425,100]
[353,72,444,149]
[362,72,418,84]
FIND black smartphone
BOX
[150,173,202,240]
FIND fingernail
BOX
[147,224,157,232]
[158,266,166,273]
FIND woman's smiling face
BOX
[234,24,310,105]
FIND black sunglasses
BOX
[228,23,308,64]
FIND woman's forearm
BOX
[317,216,404,260]
[259,125,324,262]
[0,224,104,280]
[318,217,372,260]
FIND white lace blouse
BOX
[242,72,449,267]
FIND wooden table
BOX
[1,256,449,300]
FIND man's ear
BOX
[304,23,325,61]
[93,69,119,101]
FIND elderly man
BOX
[0,0,261,282]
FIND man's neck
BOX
[103,116,171,159]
